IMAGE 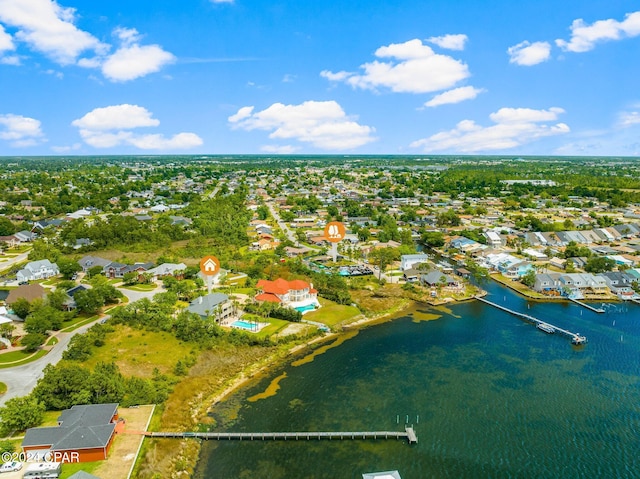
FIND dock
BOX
[475,296,587,345]
[145,426,418,444]
[568,297,605,313]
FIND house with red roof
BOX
[255,278,320,312]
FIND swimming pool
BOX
[231,320,262,331]
[294,304,316,313]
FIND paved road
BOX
[266,200,298,244]
[0,251,30,276]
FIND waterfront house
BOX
[255,278,319,310]
[400,254,430,271]
[187,293,234,322]
[22,403,121,463]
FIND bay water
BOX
[195,281,640,478]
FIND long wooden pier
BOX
[475,296,587,345]
[144,426,417,444]
[568,297,605,313]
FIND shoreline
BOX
[206,299,417,410]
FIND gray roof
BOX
[79,255,112,269]
[187,293,230,317]
[22,403,118,451]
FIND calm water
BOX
[194,281,640,479]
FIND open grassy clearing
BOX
[304,298,361,327]
[83,325,196,377]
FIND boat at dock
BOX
[536,323,555,334]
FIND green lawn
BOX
[58,311,105,333]
[0,381,6,394]
[0,349,48,368]
[83,325,195,377]
[121,283,157,291]
[304,298,361,327]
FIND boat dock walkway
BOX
[568,297,605,313]
[474,296,587,345]
[145,426,418,444]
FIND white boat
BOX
[536,323,555,334]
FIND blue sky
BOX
[0,0,639,156]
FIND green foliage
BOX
[521,270,536,288]
[11,297,31,319]
[421,231,445,247]
[584,256,616,274]
[74,289,105,314]
[244,303,302,322]
[88,265,104,277]
[436,209,461,227]
[0,439,15,456]
[20,333,47,353]
[0,217,16,236]
[25,305,64,334]
[27,239,62,262]
[563,241,592,259]
[57,257,81,279]
[0,323,15,340]
[0,396,45,435]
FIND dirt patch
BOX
[91,405,155,479]
[277,322,309,336]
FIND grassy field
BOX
[83,325,196,377]
[304,298,361,327]
[0,381,6,394]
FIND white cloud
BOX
[556,11,640,53]
[321,39,469,94]
[0,1,174,81]
[618,110,640,128]
[0,24,14,52]
[101,43,175,82]
[72,104,202,150]
[0,0,106,64]
[261,145,299,154]
[72,104,160,130]
[0,113,45,147]
[427,34,468,50]
[411,106,569,153]
[424,86,485,107]
[0,55,20,65]
[229,100,376,150]
[507,41,551,66]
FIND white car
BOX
[0,461,22,473]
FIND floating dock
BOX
[475,296,587,345]
[568,297,605,313]
[145,426,418,444]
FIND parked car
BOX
[0,461,23,473]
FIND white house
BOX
[16,259,60,283]
[400,254,429,271]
